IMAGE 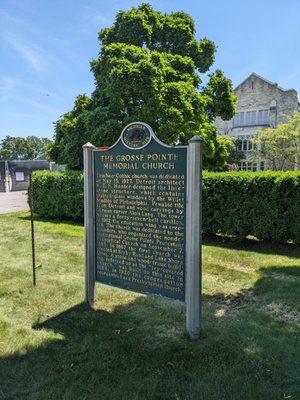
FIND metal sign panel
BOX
[93,123,187,301]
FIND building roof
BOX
[7,160,50,173]
[234,72,297,94]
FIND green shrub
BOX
[32,170,300,243]
[202,171,300,243]
[31,170,83,220]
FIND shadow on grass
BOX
[0,265,299,400]
[18,213,300,256]
[203,233,300,258]
[206,265,300,318]
[18,214,84,227]
[16,214,299,257]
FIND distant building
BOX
[0,160,65,192]
[0,161,5,192]
[7,160,50,191]
[214,73,300,170]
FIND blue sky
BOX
[0,0,299,140]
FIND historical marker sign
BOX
[94,123,187,301]
[83,122,202,339]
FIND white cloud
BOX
[0,8,35,31]
[0,8,65,76]
[75,6,112,35]
[279,70,300,90]
[0,77,16,102]
[3,35,48,75]
[22,98,60,114]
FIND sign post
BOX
[29,173,36,286]
[83,123,202,338]
[83,142,96,305]
[185,136,202,339]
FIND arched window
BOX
[270,100,277,110]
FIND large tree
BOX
[0,135,52,161]
[253,112,300,170]
[50,3,236,170]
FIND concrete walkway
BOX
[0,191,29,214]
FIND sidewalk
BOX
[0,191,29,214]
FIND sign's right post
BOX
[185,135,202,340]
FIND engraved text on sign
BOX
[94,137,187,300]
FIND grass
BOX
[0,212,299,400]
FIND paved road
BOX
[0,191,29,214]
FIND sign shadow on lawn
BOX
[0,265,299,399]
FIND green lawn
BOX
[0,212,299,400]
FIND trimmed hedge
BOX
[31,170,83,220]
[31,170,300,243]
[202,171,300,243]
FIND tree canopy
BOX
[253,112,300,170]
[0,135,52,161]
[50,3,236,170]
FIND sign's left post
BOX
[83,142,96,306]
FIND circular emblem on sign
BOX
[121,122,152,149]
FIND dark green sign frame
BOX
[83,122,202,339]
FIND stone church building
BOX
[214,73,300,170]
